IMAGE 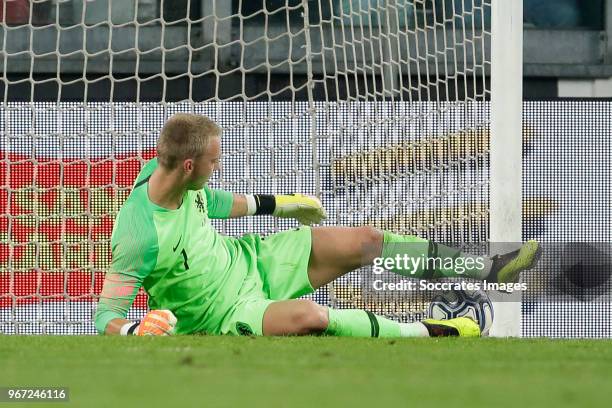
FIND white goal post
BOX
[489,0,523,337]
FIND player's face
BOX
[186,137,222,190]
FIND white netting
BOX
[0,0,492,334]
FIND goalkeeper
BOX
[94,114,540,338]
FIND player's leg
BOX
[261,298,480,337]
[230,232,480,338]
[308,225,468,288]
[307,226,383,288]
[308,226,541,289]
[261,299,328,335]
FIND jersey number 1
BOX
[181,249,190,270]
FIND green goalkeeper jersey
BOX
[94,158,247,335]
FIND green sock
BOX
[325,308,429,338]
[381,231,490,279]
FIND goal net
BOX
[1,0,509,334]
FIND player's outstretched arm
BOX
[205,186,326,224]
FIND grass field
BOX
[2,336,612,408]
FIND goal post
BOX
[489,0,523,337]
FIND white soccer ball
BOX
[428,289,494,336]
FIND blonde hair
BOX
[156,113,221,169]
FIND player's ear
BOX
[183,158,194,173]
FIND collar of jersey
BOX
[145,181,185,212]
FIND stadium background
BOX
[1,1,611,337]
[2,100,610,337]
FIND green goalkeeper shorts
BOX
[218,226,315,336]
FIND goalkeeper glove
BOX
[120,309,177,336]
[273,194,327,225]
[246,193,327,225]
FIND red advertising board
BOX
[1,148,157,309]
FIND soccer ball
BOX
[428,289,494,336]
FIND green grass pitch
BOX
[2,336,612,408]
